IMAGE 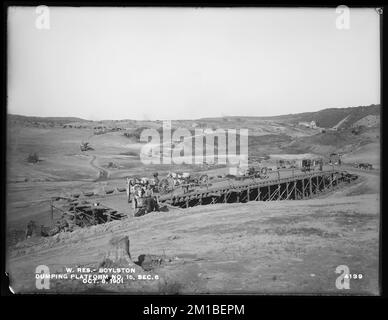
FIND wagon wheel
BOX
[188,177,198,185]
[199,174,208,184]
[134,207,146,217]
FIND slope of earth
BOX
[341,142,380,169]
[7,169,380,294]
[284,104,380,129]
[352,115,380,128]
[281,128,379,159]
[192,118,319,138]
[7,126,97,182]
[7,114,88,127]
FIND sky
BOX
[7,7,381,120]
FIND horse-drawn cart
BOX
[158,172,209,194]
[231,166,269,181]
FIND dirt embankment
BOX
[7,187,379,294]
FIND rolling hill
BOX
[277,104,380,129]
[8,104,381,129]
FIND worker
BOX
[144,184,159,213]
[126,178,131,203]
[144,184,153,197]
[25,220,36,239]
[132,185,142,211]
[152,172,159,190]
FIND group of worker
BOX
[167,171,190,186]
[125,173,160,215]
[126,173,159,201]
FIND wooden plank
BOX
[207,193,221,197]
[228,189,241,193]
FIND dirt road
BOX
[88,155,110,179]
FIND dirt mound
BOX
[281,129,376,157]
[352,115,380,128]
[342,142,380,168]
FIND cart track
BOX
[88,155,110,179]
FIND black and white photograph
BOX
[5,5,381,296]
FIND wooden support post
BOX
[294,180,297,199]
[285,183,291,200]
[186,199,189,208]
[279,184,287,200]
[317,176,320,192]
[277,184,281,200]
[199,196,202,205]
[256,188,261,201]
[302,179,305,199]
[288,183,296,200]
[309,177,312,197]
[247,187,250,202]
[236,192,240,203]
[269,186,278,201]
[224,192,228,203]
[268,186,274,201]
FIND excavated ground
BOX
[7,168,379,294]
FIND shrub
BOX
[27,152,39,163]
